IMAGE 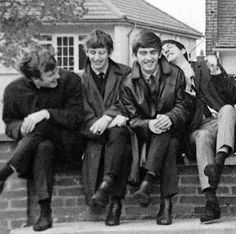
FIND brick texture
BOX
[205,0,218,55]
[1,141,236,230]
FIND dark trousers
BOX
[98,127,131,199]
[8,123,56,202]
[145,132,178,198]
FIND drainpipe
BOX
[127,21,136,66]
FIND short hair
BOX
[162,39,188,61]
[84,29,113,54]
[17,46,57,79]
[132,30,162,55]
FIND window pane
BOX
[69,47,74,56]
[57,37,62,46]
[63,47,68,56]
[63,37,68,46]
[58,57,62,66]
[69,57,74,66]
[63,57,68,66]
[69,37,73,46]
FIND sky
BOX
[145,0,205,33]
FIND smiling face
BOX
[34,67,60,88]
[134,47,160,75]
[86,47,109,73]
[162,43,185,64]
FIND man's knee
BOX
[194,130,212,143]
[109,127,130,140]
[219,104,235,116]
[36,140,55,155]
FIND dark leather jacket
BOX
[119,56,189,138]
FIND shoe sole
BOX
[33,223,52,231]
[201,218,221,224]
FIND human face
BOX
[35,67,60,88]
[86,48,109,73]
[162,43,185,63]
[135,48,160,75]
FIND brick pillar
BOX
[0,140,28,230]
[205,0,218,55]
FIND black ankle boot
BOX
[200,200,221,224]
[33,199,52,231]
[156,197,172,225]
[91,175,114,208]
[105,198,122,226]
[0,164,13,193]
[133,180,152,207]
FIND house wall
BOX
[0,66,20,134]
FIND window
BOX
[37,34,87,72]
[57,36,74,71]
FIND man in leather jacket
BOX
[119,30,189,225]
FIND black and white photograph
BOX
[1,0,236,233]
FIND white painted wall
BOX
[220,51,236,76]
[0,68,20,134]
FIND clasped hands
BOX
[21,110,50,136]
[148,114,172,134]
[90,114,128,135]
[205,55,221,75]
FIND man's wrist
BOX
[103,115,112,123]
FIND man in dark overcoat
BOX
[81,29,131,226]
[0,47,84,231]
[162,40,236,223]
[119,30,189,225]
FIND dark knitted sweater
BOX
[3,69,84,140]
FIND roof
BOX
[77,0,202,38]
[217,0,236,47]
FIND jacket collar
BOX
[130,55,171,80]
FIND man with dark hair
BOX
[162,40,236,223]
[81,29,131,226]
[119,30,189,225]
[0,47,84,231]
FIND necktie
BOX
[148,75,157,95]
[98,72,105,79]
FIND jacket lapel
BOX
[103,60,123,104]
[157,57,171,99]
[104,68,119,103]
[83,62,105,111]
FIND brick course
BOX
[0,140,236,230]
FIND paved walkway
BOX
[10,217,236,234]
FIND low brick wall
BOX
[1,140,236,230]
